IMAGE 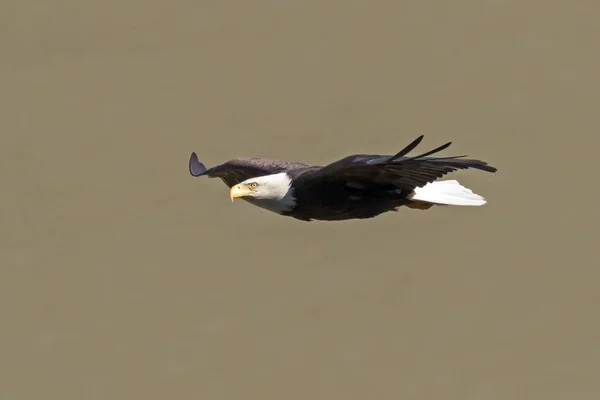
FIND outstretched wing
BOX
[189,152,309,187]
[302,135,497,192]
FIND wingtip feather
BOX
[390,135,425,160]
[189,152,208,177]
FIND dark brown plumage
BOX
[189,135,497,221]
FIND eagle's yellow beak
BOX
[229,184,253,202]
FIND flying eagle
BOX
[188,135,497,222]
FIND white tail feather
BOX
[409,180,487,206]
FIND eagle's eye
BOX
[248,182,258,189]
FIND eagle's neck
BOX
[245,172,297,214]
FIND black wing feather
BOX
[304,136,497,192]
[389,134,424,159]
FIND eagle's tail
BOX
[408,180,487,206]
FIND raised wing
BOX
[189,152,310,187]
[302,135,497,192]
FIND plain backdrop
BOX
[1,1,598,398]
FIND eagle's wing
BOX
[189,153,310,187]
[304,135,497,192]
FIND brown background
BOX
[1,1,598,398]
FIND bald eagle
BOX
[188,135,497,221]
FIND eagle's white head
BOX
[229,172,296,214]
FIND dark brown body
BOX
[189,135,497,222]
